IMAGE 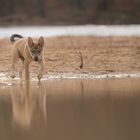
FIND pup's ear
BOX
[28,37,33,47]
[38,36,44,47]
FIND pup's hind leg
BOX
[19,59,24,79]
[11,50,18,78]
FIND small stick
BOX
[79,52,83,69]
[66,32,84,69]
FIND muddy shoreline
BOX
[0,71,140,84]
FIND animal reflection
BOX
[11,81,47,129]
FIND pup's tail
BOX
[10,34,23,43]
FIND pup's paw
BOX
[19,71,23,79]
[10,75,16,78]
[37,74,42,81]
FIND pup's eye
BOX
[32,50,35,53]
[37,50,41,53]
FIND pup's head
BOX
[28,37,44,61]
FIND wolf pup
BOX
[10,34,45,81]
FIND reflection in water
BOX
[11,81,47,129]
[0,78,140,140]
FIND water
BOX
[1,25,140,38]
[0,78,140,140]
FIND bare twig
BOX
[66,32,84,69]
[79,52,83,69]
[107,24,112,52]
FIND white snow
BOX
[0,25,140,38]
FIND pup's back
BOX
[10,34,28,58]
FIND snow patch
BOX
[1,25,140,38]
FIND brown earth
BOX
[0,36,140,75]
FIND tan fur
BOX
[11,36,45,81]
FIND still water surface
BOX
[0,78,140,140]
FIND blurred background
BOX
[0,0,140,26]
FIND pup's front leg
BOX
[11,63,16,78]
[10,51,18,78]
[24,60,30,81]
[19,60,24,79]
[37,60,44,81]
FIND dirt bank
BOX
[0,36,140,75]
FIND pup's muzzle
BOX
[34,56,39,61]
